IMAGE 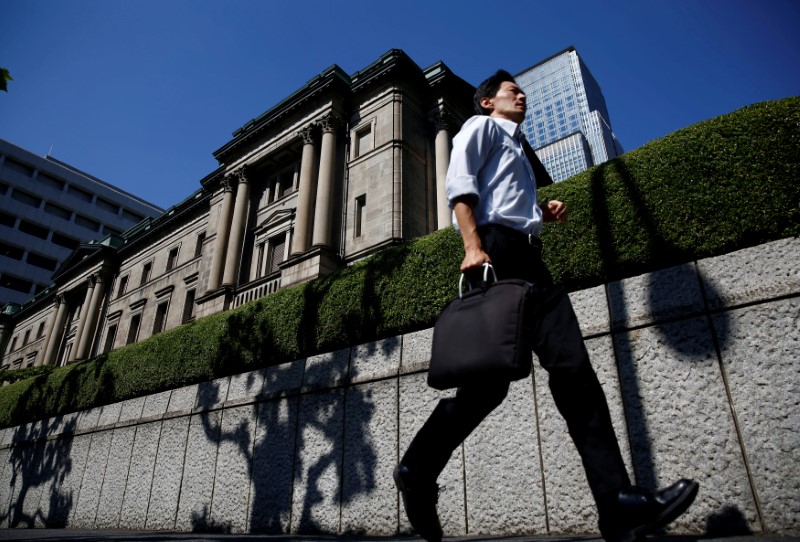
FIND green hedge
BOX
[1,97,798,429]
[539,97,800,287]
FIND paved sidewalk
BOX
[0,532,798,542]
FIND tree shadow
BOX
[590,160,734,512]
[0,352,118,529]
[3,413,78,528]
[188,274,390,535]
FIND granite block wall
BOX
[0,237,797,536]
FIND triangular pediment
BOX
[254,208,294,234]
[51,243,115,284]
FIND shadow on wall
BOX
[3,415,78,528]
[186,347,381,534]
[193,260,388,534]
[590,161,744,533]
[1,349,135,529]
[2,285,387,534]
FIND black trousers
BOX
[401,224,630,503]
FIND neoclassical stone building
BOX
[0,50,474,370]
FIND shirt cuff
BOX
[446,175,480,209]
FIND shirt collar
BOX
[490,116,521,138]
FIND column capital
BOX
[234,166,249,185]
[221,175,235,192]
[87,274,97,288]
[299,125,317,145]
[320,113,341,134]
[433,110,452,133]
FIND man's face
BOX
[482,81,526,124]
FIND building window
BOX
[140,262,152,286]
[117,275,128,297]
[266,165,298,204]
[355,124,373,157]
[0,240,24,260]
[7,337,17,354]
[37,173,65,191]
[18,220,50,240]
[22,329,31,346]
[103,324,117,353]
[355,194,366,238]
[166,247,179,272]
[0,210,16,227]
[75,214,101,231]
[117,275,129,298]
[52,232,80,249]
[11,190,42,208]
[67,185,93,202]
[1,273,33,294]
[182,289,196,324]
[96,197,120,215]
[266,233,287,275]
[122,209,144,222]
[36,322,45,339]
[59,344,71,366]
[126,313,141,345]
[153,301,169,335]
[194,232,206,258]
[27,252,58,271]
[5,158,34,177]
[256,242,266,279]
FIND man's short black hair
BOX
[473,69,517,115]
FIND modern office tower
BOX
[0,139,164,305]
[516,46,624,183]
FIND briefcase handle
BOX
[458,263,498,298]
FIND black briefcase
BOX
[428,265,533,390]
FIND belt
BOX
[477,224,542,249]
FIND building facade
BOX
[0,139,164,306]
[516,46,624,182]
[0,50,474,371]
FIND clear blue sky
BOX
[2,0,798,210]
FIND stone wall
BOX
[0,237,797,536]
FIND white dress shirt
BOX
[446,115,543,237]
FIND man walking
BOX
[394,70,698,542]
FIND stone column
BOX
[36,298,59,366]
[208,178,236,291]
[68,279,95,362]
[222,167,251,287]
[312,114,339,248]
[291,125,318,255]
[41,295,68,366]
[434,112,452,230]
[75,271,108,360]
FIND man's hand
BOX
[461,246,491,274]
[453,197,491,274]
[541,199,567,223]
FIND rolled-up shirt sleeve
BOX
[445,117,493,209]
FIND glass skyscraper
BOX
[516,46,624,183]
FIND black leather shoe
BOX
[393,465,443,542]
[599,479,699,542]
